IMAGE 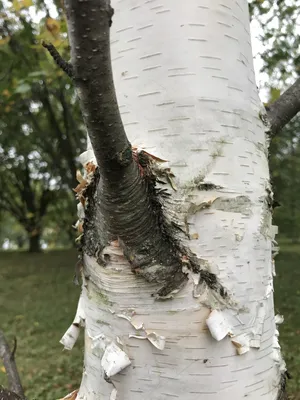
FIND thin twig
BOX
[11,337,17,359]
[42,41,73,78]
[0,330,25,399]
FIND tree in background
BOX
[0,0,85,251]
[0,142,54,252]
[0,211,27,249]
[249,0,299,84]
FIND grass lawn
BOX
[0,246,299,399]
[0,250,83,399]
[274,244,300,399]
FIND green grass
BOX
[274,245,300,399]
[0,250,83,399]
[0,246,299,399]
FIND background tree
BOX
[0,143,55,252]
[0,211,27,249]
[249,0,300,85]
[0,0,85,251]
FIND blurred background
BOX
[0,0,299,399]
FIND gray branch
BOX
[267,77,300,136]
[0,330,25,399]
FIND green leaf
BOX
[15,83,31,94]
[270,87,281,103]
[12,0,33,10]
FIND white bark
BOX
[64,1,285,399]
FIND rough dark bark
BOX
[276,372,290,400]
[81,164,189,296]
[42,41,73,78]
[0,331,25,399]
[267,77,300,136]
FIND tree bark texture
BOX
[62,1,287,399]
[267,77,300,136]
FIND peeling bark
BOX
[60,1,288,399]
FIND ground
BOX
[0,250,82,399]
[0,246,299,399]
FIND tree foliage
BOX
[0,0,85,250]
[249,0,300,85]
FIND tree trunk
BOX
[28,232,41,253]
[16,235,25,250]
[61,1,287,399]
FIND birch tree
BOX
[46,0,300,399]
